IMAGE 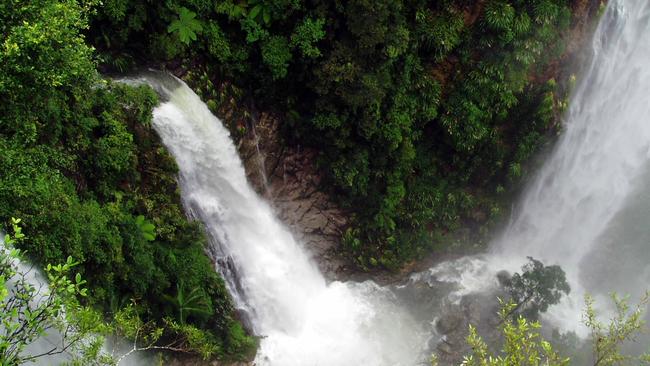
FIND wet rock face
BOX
[434,292,502,366]
[236,112,350,281]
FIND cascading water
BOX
[131,0,650,362]
[417,0,650,337]
[491,0,650,331]
[142,73,430,366]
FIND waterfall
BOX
[490,0,650,331]
[142,73,429,366]
[419,0,650,336]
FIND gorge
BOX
[141,0,650,362]
[3,0,650,364]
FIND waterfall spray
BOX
[418,0,650,336]
[129,0,650,362]
[141,72,429,366]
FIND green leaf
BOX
[168,7,203,45]
[135,215,144,226]
[249,4,262,20]
[135,215,156,241]
[262,7,271,24]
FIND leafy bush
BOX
[168,7,203,45]
[290,17,325,58]
[261,35,292,79]
[0,1,252,360]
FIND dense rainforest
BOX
[88,0,592,268]
[0,0,252,360]
[1,0,600,362]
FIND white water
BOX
[494,0,650,332]
[418,0,650,336]
[133,0,650,362]
[144,73,429,366]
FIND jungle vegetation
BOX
[455,294,650,366]
[0,0,253,359]
[1,0,597,361]
[87,0,586,269]
[0,220,249,364]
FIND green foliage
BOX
[484,1,516,32]
[205,23,232,62]
[0,219,109,365]
[461,300,569,366]
[415,8,465,61]
[163,282,211,325]
[0,0,96,142]
[135,215,156,242]
[111,303,233,362]
[261,35,292,79]
[500,257,571,320]
[0,1,251,361]
[247,0,272,25]
[163,318,222,359]
[168,7,203,45]
[290,17,326,58]
[215,1,247,20]
[458,295,650,366]
[584,293,650,366]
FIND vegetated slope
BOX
[0,1,253,359]
[89,0,602,272]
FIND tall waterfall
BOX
[417,0,650,335]
[491,0,650,330]
[144,74,429,366]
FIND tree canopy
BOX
[500,257,571,320]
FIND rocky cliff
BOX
[235,111,351,281]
